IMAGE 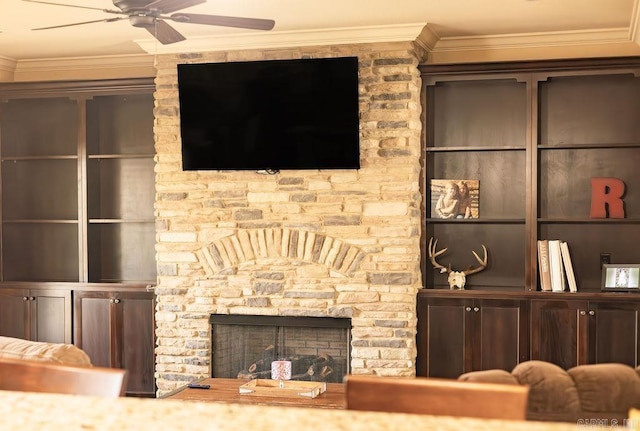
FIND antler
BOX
[428,238,488,289]
[429,237,488,274]
[463,244,488,275]
[428,237,450,274]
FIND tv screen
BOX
[177,56,360,171]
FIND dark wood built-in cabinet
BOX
[418,290,640,377]
[0,79,157,396]
[418,58,640,377]
[74,288,156,397]
[417,292,529,378]
[531,298,640,369]
[0,286,71,343]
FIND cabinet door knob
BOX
[589,310,595,316]
[22,296,28,301]
[580,310,586,315]
[473,307,480,312]
[29,296,35,301]
[113,298,121,304]
[465,307,472,312]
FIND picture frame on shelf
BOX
[601,264,640,292]
[430,179,479,219]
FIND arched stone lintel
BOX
[197,228,365,277]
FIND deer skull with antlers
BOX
[428,237,488,290]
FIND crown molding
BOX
[138,23,640,63]
[0,53,155,83]
[2,19,640,81]
[416,26,439,52]
[134,24,427,54]
[0,56,17,81]
[631,0,640,43]
[430,28,631,51]
[415,25,640,63]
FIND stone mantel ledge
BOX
[0,390,604,431]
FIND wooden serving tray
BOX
[239,379,327,399]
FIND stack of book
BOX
[537,239,577,293]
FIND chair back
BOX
[345,375,529,420]
[0,357,127,398]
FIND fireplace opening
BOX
[210,315,351,384]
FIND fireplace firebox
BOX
[210,315,351,384]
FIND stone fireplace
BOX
[152,40,425,395]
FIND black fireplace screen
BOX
[210,315,351,384]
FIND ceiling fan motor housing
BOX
[113,0,151,13]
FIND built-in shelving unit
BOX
[417,57,640,379]
[0,81,157,284]
[0,78,157,397]
[86,93,156,284]
[420,57,640,293]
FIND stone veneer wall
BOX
[153,41,425,395]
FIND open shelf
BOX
[421,58,640,294]
[0,80,157,284]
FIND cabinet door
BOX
[416,296,473,378]
[114,291,156,397]
[74,291,112,367]
[474,299,529,371]
[31,289,72,343]
[531,299,589,369]
[0,288,70,342]
[0,288,29,339]
[74,289,156,397]
[589,301,640,367]
[417,296,529,377]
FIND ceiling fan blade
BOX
[144,19,186,45]
[143,0,205,14]
[22,0,124,15]
[32,17,125,31]
[169,13,275,31]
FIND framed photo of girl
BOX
[601,264,640,292]
[430,179,480,219]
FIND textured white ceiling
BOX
[0,0,637,61]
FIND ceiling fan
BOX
[23,0,276,45]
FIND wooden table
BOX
[162,378,346,409]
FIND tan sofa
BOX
[458,360,640,423]
[0,336,91,366]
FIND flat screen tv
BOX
[177,56,360,171]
